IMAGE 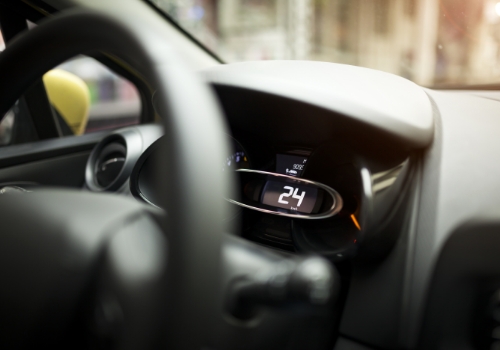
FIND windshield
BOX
[150,0,500,88]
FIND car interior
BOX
[0,0,499,349]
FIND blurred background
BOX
[56,57,141,133]
[151,0,500,87]
[0,0,497,145]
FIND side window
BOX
[55,57,141,135]
[0,54,142,146]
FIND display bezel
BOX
[227,169,343,220]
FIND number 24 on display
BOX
[278,186,305,207]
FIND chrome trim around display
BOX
[227,169,343,220]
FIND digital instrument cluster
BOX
[229,150,342,219]
[261,180,318,214]
[263,154,317,214]
[225,145,358,256]
[275,154,308,177]
[129,135,359,257]
[224,139,250,171]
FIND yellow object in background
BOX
[43,69,90,135]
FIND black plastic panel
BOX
[0,131,106,168]
[420,214,500,350]
[215,86,410,173]
[0,151,90,188]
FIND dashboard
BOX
[81,60,500,350]
[80,61,429,349]
[84,62,424,265]
[125,133,358,255]
[81,60,428,350]
[85,123,364,257]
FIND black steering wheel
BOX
[0,3,234,349]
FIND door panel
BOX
[0,132,107,188]
[0,151,90,188]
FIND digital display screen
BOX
[276,154,308,177]
[261,180,318,214]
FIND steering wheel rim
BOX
[0,3,234,349]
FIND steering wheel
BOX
[0,4,234,350]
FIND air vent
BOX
[94,141,126,188]
[85,128,143,192]
[85,126,163,193]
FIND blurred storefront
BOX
[155,0,500,87]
